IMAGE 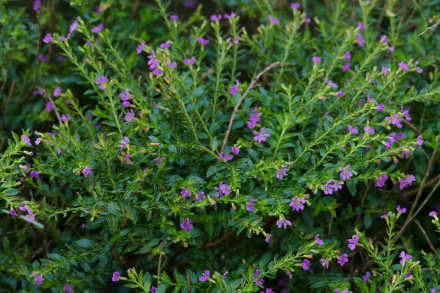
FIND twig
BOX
[24,11,42,100]
[186,274,191,293]
[402,119,421,134]
[157,254,163,285]
[41,74,62,125]
[405,174,440,196]
[43,222,49,259]
[414,220,440,261]
[220,62,295,154]
[418,21,440,36]
[204,231,234,248]
[0,209,44,229]
[1,80,15,131]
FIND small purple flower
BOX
[220,152,233,161]
[180,218,194,231]
[82,167,93,178]
[199,270,210,282]
[112,271,120,282]
[342,62,351,72]
[166,62,177,68]
[184,56,196,65]
[269,17,280,25]
[214,182,231,198]
[375,174,388,187]
[53,87,61,97]
[385,114,403,128]
[397,205,407,214]
[61,114,71,122]
[181,188,191,198]
[291,3,300,9]
[364,126,375,135]
[348,234,359,250]
[69,20,78,34]
[194,192,205,202]
[22,134,32,146]
[30,171,39,178]
[401,106,411,121]
[210,14,222,22]
[254,269,264,285]
[276,165,290,180]
[246,199,257,212]
[137,41,145,54]
[381,212,390,219]
[124,109,135,122]
[120,89,131,107]
[10,209,16,216]
[398,175,416,190]
[358,22,365,30]
[231,146,239,155]
[229,80,239,95]
[153,157,165,166]
[44,101,53,113]
[381,65,389,75]
[324,77,338,88]
[265,234,272,243]
[58,34,71,41]
[323,180,334,195]
[417,135,424,146]
[377,104,384,112]
[339,165,353,180]
[171,15,178,21]
[337,91,345,97]
[276,218,292,229]
[357,33,365,47]
[91,24,103,33]
[95,76,108,90]
[347,125,358,135]
[312,56,321,64]
[150,286,157,293]
[225,12,237,18]
[399,61,409,71]
[252,128,270,143]
[160,42,171,49]
[399,251,412,265]
[337,253,348,266]
[33,0,41,10]
[247,109,261,129]
[429,211,437,217]
[344,51,351,60]
[315,234,324,245]
[197,38,210,45]
[26,209,36,221]
[320,259,329,269]
[333,180,344,191]
[362,271,370,283]
[302,259,310,270]
[43,33,52,43]
[120,137,129,149]
[63,283,74,293]
[33,273,44,285]
[380,35,389,44]
[289,197,305,212]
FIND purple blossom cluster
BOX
[247,109,261,129]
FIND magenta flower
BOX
[401,106,411,121]
[252,128,270,143]
[332,180,344,191]
[399,61,409,71]
[69,20,78,34]
[210,14,222,22]
[416,135,424,146]
[194,192,205,202]
[120,89,131,107]
[323,180,334,195]
[429,211,437,217]
[385,114,403,128]
[112,271,120,282]
[269,17,280,25]
[265,234,272,243]
[33,273,44,285]
[291,2,300,9]
[160,42,171,49]
[215,182,231,198]
[337,91,345,97]
[30,171,39,178]
[147,51,160,70]
[43,33,52,43]
[335,290,348,293]
[153,157,165,166]
[320,259,329,269]
[344,51,351,60]
[124,109,135,122]
[348,234,359,250]
[153,68,163,75]
[381,65,389,75]
[312,56,321,63]
[26,209,36,221]
[246,199,257,212]
[171,15,178,21]
[358,22,365,30]
[347,125,358,135]
[22,134,32,146]
[199,270,210,282]
[362,271,370,283]
[302,259,310,270]
[184,56,196,65]
[380,35,389,44]
[229,80,239,95]
[120,136,129,149]
[82,167,93,178]
[91,24,103,33]
[364,126,375,135]
[337,253,348,266]
[137,40,145,54]
[289,197,305,212]
[10,209,16,216]
[180,218,194,231]
[253,269,264,285]
[225,12,237,18]
[276,165,289,180]
[324,77,338,88]
[220,152,233,161]
[181,188,191,198]
[59,34,71,41]
[276,218,292,229]
[375,174,388,187]
[398,175,416,190]
[197,38,210,45]
[247,109,261,129]
[95,76,108,90]
[397,205,407,214]
[53,87,61,97]
[377,104,384,112]
[342,62,350,72]
[150,287,156,293]
[315,234,324,245]
[33,0,41,10]
[399,251,412,265]
[63,283,74,293]
[357,33,365,46]
[231,146,239,155]
[303,16,311,23]
[339,165,353,180]
[166,62,177,68]
[61,114,71,122]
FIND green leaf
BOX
[204,221,214,237]
[353,277,369,292]
[154,284,168,293]
[76,239,96,249]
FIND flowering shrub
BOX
[1,0,440,292]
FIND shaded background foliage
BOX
[1,0,440,292]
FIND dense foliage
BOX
[1,0,440,292]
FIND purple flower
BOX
[399,61,409,71]
[323,180,334,195]
[59,34,71,41]
[10,209,16,216]
[344,51,351,60]
[61,114,71,122]
[22,134,32,146]
[26,209,36,221]
[33,0,41,10]
[381,65,389,75]
[358,22,365,30]
[381,212,390,219]
[210,14,222,22]
[315,234,324,245]
[112,271,120,282]
[254,269,264,285]
[377,103,384,112]
[246,199,257,212]
[215,182,231,198]
[398,175,416,190]
[385,114,403,128]
[335,290,348,293]
[184,56,196,65]
[171,15,178,21]
[429,211,437,217]
[276,218,292,229]
[397,205,407,214]
[269,17,280,25]
[95,76,108,90]
[362,271,370,283]
[137,41,145,54]
[219,151,233,161]
[194,192,205,202]
[153,157,165,166]
[320,259,329,269]
[312,56,321,63]
[342,62,351,72]
[199,270,210,282]
[30,171,39,178]
[247,109,261,129]
[303,16,311,23]
[231,146,239,155]
[160,42,171,49]
[324,77,338,88]
[252,128,270,143]
[364,126,375,135]
[375,174,388,187]
[180,218,194,231]
[124,109,135,122]
[339,165,353,180]
[229,80,239,95]
[401,106,411,121]
[265,234,272,243]
[69,20,78,34]
[53,86,61,97]
[197,38,210,45]
[333,180,344,191]
[150,286,157,293]
[147,51,160,69]
[357,33,365,47]
[417,135,424,146]
[166,62,177,68]
[276,165,290,180]
[181,188,191,198]
[33,273,44,285]
[120,136,129,149]
[289,197,305,212]
[120,89,131,107]
[337,91,345,97]
[91,24,103,33]
[416,67,423,73]
[153,68,163,75]
[399,251,412,265]
[43,33,52,43]
[302,259,310,270]
[82,167,93,178]
[337,253,348,266]
[347,125,358,135]
[225,12,237,18]
[348,234,359,250]
[291,2,300,9]
[63,283,74,293]
[380,35,389,44]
